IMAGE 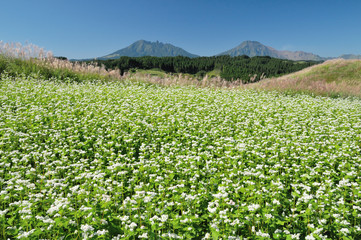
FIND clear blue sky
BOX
[2,0,361,59]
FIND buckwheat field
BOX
[1,75,361,239]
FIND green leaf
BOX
[7,216,16,225]
[211,229,219,240]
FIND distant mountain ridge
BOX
[100,40,199,59]
[218,41,325,61]
[81,40,361,61]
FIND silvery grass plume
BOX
[0,41,49,60]
[0,41,121,79]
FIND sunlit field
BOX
[1,74,361,239]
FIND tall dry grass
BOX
[0,41,120,80]
[0,41,49,59]
[250,77,361,98]
[123,71,246,89]
[43,57,121,79]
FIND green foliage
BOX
[54,56,68,60]
[133,68,167,78]
[90,55,318,83]
[196,70,207,78]
[206,69,221,78]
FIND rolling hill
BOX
[251,59,361,97]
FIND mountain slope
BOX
[100,40,199,59]
[219,41,324,61]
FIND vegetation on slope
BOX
[0,56,120,82]
[252,59,361,98]
[0,42,120,82]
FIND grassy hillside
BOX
[288,59,361,84]
[252,59,361,97]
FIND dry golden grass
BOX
[123,71,246,89]
[249,59,361,98]
[41,57,121,79]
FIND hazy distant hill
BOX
[100,40,199,59]
[339,54,361,59]
[218,41,325,61]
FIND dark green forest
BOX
[90,55,319,83]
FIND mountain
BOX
[218,41,325,61]
[100,40,199,59]
[74,40,361,61]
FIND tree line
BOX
[89,55,319,83]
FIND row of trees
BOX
[220,56,317,83]
[90,55,318,83]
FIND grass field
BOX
[253,59,361,98]
[1,72,361,239]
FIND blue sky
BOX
[2,0,361,59]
